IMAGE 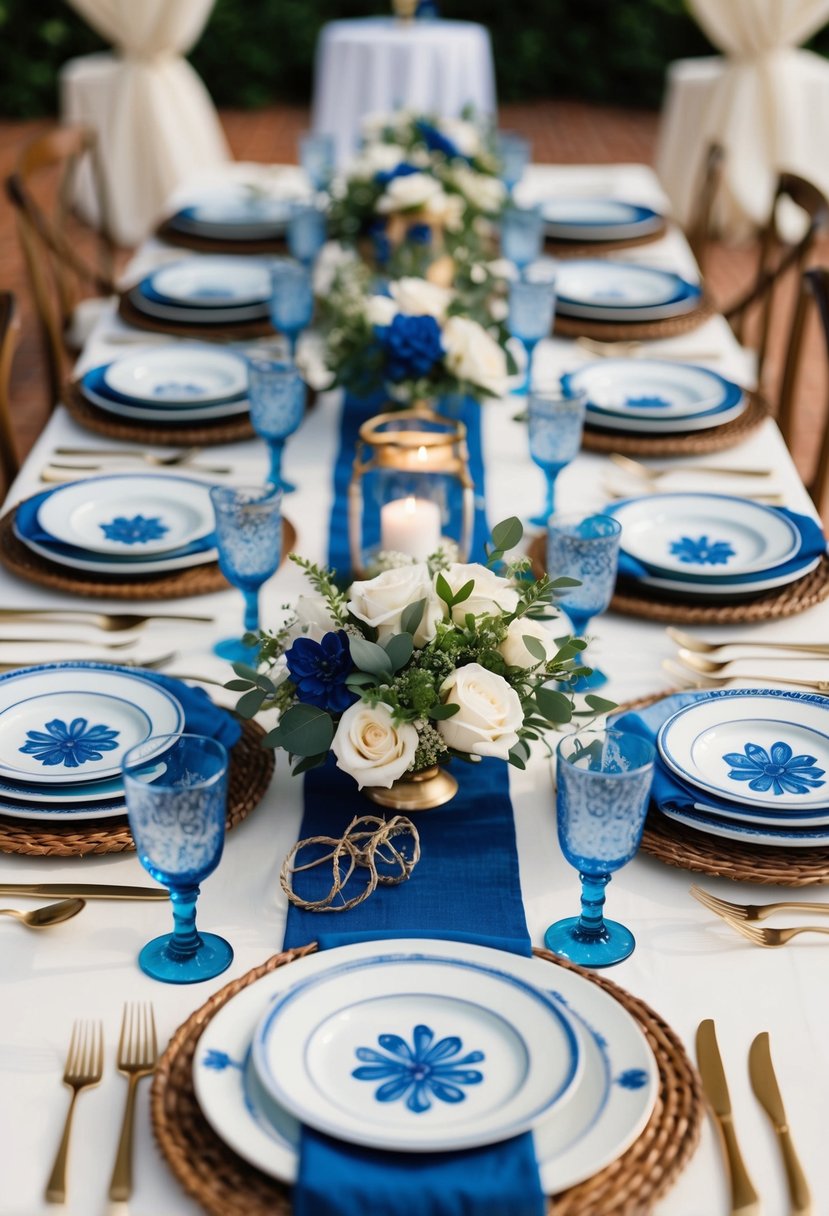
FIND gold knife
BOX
[696,1019,762,1216]
[0,883,167,900]
[749,1032,811,1215]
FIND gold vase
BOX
[365,765,458,811]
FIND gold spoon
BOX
[0,898,86,928]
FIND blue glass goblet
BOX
[287,203,327,269]
[299,131,335,194]
[545,729,655,967]
[496,130,532,195]
[501,204,544,275]
[546,512,621,689]
[123,733,233,984]
[527,388,587,526]
[247,355,306,493]
[269,259,314,357]
[508,274,556,396]
[210,483,283,663]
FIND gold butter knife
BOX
[696,1019,762,1216]
[749,1032,811,1215]
[0,883,167,900]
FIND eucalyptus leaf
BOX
[291,752,329,776]
[384,632,414,671]
[522,634,548,662]
[231,662,261,682]
[429,703,461,721]
[536,687,574,724]
[435,572,454,607]
[584,694,618,714]
[236,688,266,719]
[490,517,523,553]
[549,576,582,589]
[225,679,254,692]
[268,704,335,757]
[507,748,526,770]
[401,598,426,636]
[348,634,393,678]
[345,671,377,687]
[452,579,475,606]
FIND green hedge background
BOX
[2,0,828,119]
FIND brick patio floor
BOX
[1,100,827,519]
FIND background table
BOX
[1,163,828,1215]
[311,18,496,166]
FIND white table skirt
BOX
[311,17,496,167]
[1,164,828,1216]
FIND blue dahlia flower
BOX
[374,162,422,188]
[284,630,357,713]
[381,313,443,382]
[414,120,462,161]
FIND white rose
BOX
[348,564,442,647]
[365,295,398,327]
[437,664,523,760]
[425,190,466,231]
[376,173,443,214]
[361,110,412,141]
[451,166,506,215]
[440,563,519,623]
[332,701,419,788]
[437,117,483,159]
[285,594,338,644]
[295,331,335,392]
[441,315,508,397]
[348,142,407,179]
[312,241,359,296]
[390,277,453,322]
[499,617,557,669]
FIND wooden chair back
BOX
[724,173,829,384]
[686,142,725,274]
[5,125,115,408]
[0,293,21,494]
[778,267,829,514]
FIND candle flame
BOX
[416,445,428,463]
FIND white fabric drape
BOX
[656,0,829,239]
[62,0,229,246]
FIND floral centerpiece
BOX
[229,520,614,806]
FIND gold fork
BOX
[661,658,829,693]
[719,918,829,947]
[108,1003,158,1201]
[0,608,213,632]
[53,446,231,473]
[667,627,829,657]
[610,453,773,480]
[45,1020,104,1203]
[690,884,829,923]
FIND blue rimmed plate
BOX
[80,364,249,423]
[562,360,745,434]
[193,938,657,1191]
[657,689,829,812]
[541,199,663,241]
[147,257,271,309]
[658,800,829,847]
[555,261,701,322]
[103,345,248,405]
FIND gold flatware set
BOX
[663,627,829,693]
[692,885,829,950]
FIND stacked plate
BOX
[77,344,250,425]
[610,493,825,601]
[541,198,664,243]
[123,257,271,328]
[165,187,294,244]
[555,260,701,323]
[562,360,745,435]
[13,474,218,578]
[0,662,184,822]
[655,688,829,847]
[193,937,658,1192]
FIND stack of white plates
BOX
[555,261,701,322]
[609,494,824,600]
[562,360,745,435]
[655,689,829,847]
[193,938,658,1192]
[0,663,183,823]
[14,474,218,577]
[165,188,295,243]
[78,345,250,425]
[541,199,664,243]
[124,257,271,327]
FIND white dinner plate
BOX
[658,689,829,811]
[127,285,270,326]
[37,475,215,557]
[103,345,248,405]
[14,522,218,576]
[563,360,740,421]
[0,667,183,785]
[81,366,250,423]
[658,801,829,847]
[186,190,295,230]
[251,952,582,1153]
[610,495,800,579]
[554,261,700,321]
[584,398,746,434]
[629,555,820,598]
[541,199,663,241]
[193,939,657,1192]
[148,257,271,308]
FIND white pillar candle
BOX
[380,496,442,561]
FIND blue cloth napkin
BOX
[616,506,827,582]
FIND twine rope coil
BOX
[280,813,421,912]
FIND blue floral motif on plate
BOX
[352,1023,485,1113]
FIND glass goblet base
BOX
[214,637,260,664]
[544,916,635,968]
[138,931,233,984]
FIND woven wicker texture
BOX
[544,219,668,258]
[554,294,715,342]
[64,378,255,447]
[612,690,829,886]
[582,391,768,457]
[0,717,274,857]
[118,292,274,341]
[150,944,702,1216]
[156,219,289,256]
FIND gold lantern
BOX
[348,408,475,578]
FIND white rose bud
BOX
[285,594,338,644]
[437,663,523,760]
[499,617,557,669]
[348,564,443,647]
[440,562,519,623]
[332,701,419,788]
[451,166,507,215]
[441,315,508,398]
[376,173,443,214]
[390,277,454,322]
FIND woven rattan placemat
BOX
[156,219,289,256]
[544,219,668,258]
[64,379,255,447]
[554,294,715,343]
[612,690,829,885]
[150,943,702,1216]
[118,292,274,341]
[0,504,297,602]
[0,717,274,857]
[582,391,768,458]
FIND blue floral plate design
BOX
[192,938,657,1191]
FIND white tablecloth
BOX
[2,164,829,1216]
[311,18,496,166]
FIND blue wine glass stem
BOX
[544,466,560,519]
[242,588,260,634]
[267,438,285,487]
[288,332,299,358]
[168,885,202,959]
[577,871,611,937]
[522,339,536,395]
